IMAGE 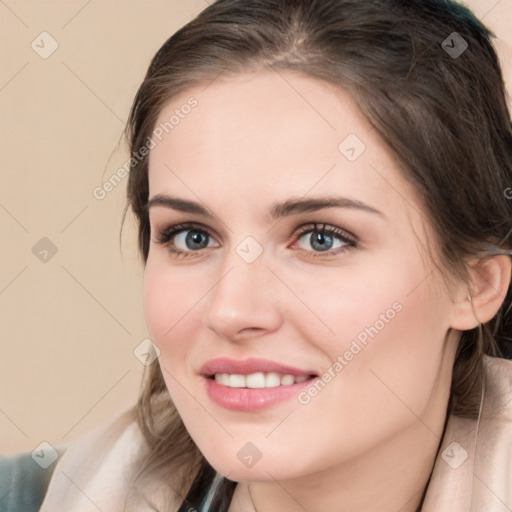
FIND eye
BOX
[154,222,218,256]
[154,221,357,259]
[292,223,356,256]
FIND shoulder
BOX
[471,356,512,508]
[422,356,512,511]
[482,354,512,416]
[39,406,154,512]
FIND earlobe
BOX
[450,255,512,331]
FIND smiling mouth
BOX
[208,372,317,389]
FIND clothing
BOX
[176,465,236,512]
[39,356,512,511]
[0,448,65,512]
[422,356,512,510]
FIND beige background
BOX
[1,0,511,455]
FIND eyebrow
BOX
[147,194,386,219]
[147,194,385,220]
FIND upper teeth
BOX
[214,372,309,388]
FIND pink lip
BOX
[200,357,318,412]
[199,357,315,377]
[204,378,315,412]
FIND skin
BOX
[142,70,509,512]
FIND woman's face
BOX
[143,70,460,481]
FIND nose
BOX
[202,252,283,341]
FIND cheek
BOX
[280,252,429,348]
[287,253,450,413]
[143,261,173,343]
[142,258,203,359]
[142,259,205,411]
[356,288,448,420]
[364,277,452,418]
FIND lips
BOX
[200,357,318,412]
[200,357,316,378]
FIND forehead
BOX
[147,70,419,223]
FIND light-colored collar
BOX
[422,356,512,510]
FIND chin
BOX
[198,442,308,483]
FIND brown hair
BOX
[123,0,512,507]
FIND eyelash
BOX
[154,222,357,259]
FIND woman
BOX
[40,0,512,510]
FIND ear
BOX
[450,255,511,331]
